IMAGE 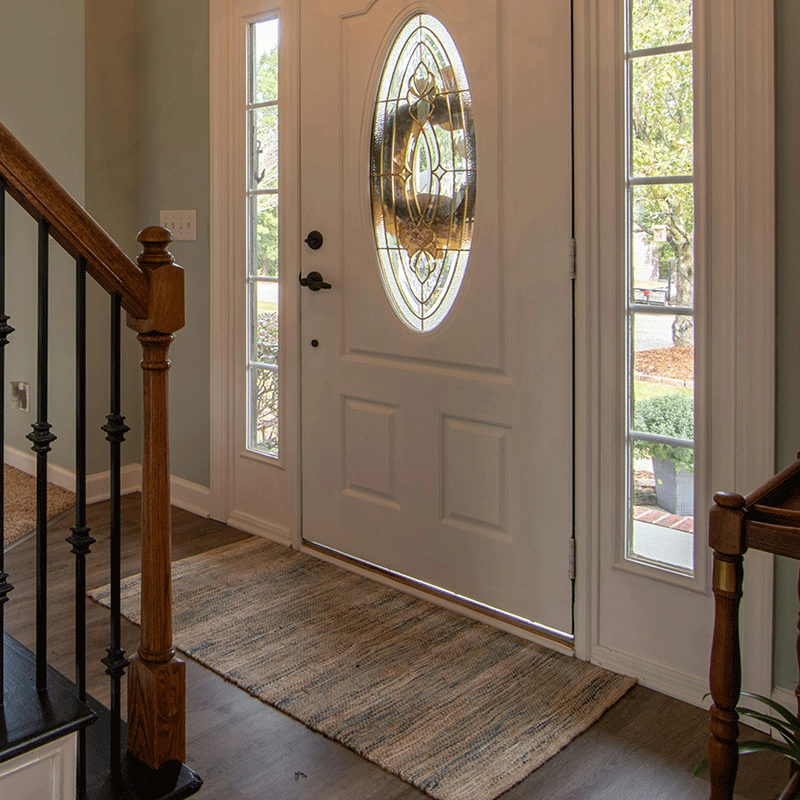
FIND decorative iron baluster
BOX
[26,218,56,692]
[0,178,15,704]
[100,291,129,777]
[66,255,94,795]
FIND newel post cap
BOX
[127,226,185,334]
[137,226,175,267]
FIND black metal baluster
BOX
[67,255,94,796]
[0,179,15,704]
[100,292,129,777]
[26,218,56,692]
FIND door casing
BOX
[209,0,777,701]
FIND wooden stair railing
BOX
[0,119,189,781]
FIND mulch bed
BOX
[635,345,694,382]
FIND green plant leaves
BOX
[633,393,694,470]
[694,693,800,778]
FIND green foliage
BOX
[251,41,280,277]
[630,0,695,344]
[631,0,692,50]
[694,693,800,776]
[633,393,694,471]
[255,42,278,102]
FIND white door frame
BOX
[210,0,776,701]
[572,0,775,702]
[209,0,303,546]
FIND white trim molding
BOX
[5,445,212,518]
[209,0,302,548]
[573,0,775,699]
[4,446,77,494]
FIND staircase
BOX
[0,120,201,798]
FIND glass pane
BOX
[629,443,694,572]
[631,183,693,309]
[632,314,694,413]
[252,18,279,103]
[631,0,692,50]
[250,194,279,277]
[371,13,476,333]
[250,107,278,191]
[630,51,693,179]
[250,367,279,455]
[251,281,279,365]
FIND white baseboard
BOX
[591,644,790,735]
[85,464,142,505]
[226,509,292,546]
[771,686,798,716]
[5,445,212,518]
[591,644,708,708]
[170,475,211,518]
[4,445,76,493]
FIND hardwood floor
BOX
[3,494,791,798]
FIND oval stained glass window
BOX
[371,14,476,332]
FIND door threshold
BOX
[302,540,575,653]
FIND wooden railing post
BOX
[708,491,747,800]
[126,226,185,769]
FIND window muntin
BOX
[370,14,476,333]
[626,1,694,574]
[247,17,280,457]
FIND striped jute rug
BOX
[4,463,75,547]
[90,537,635,800]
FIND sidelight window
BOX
[625,0,695,574]
[247,16,280,456]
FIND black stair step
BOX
[0,633,95,763]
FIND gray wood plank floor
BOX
[3,494,791,798]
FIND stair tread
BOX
[0,632,96,764]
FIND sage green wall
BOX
[85,0,143,472]
[0,1,85,473]
[773,0,800,691]
[138,0,211,489]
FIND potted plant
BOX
[633,393,694,515]
[695,692,800,776]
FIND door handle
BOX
[299,271,332,291]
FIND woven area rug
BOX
[90,537,635,800]
[4,463,75,547]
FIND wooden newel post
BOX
[126,226,185,769]
[708,491,746,800]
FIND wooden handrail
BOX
[0,120,150,319]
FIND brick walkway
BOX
[632,505,694,533]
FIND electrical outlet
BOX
[159,210,197,241]
[10,381,29,412]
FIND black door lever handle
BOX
[299,271,332,291]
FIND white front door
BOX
[299,0,574,635]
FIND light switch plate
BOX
[159,210,197,241]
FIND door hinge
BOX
[568,538,576,581]
[569,238,576,280]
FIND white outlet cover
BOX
[159,210,197,241]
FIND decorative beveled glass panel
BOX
[371,14,476,332]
